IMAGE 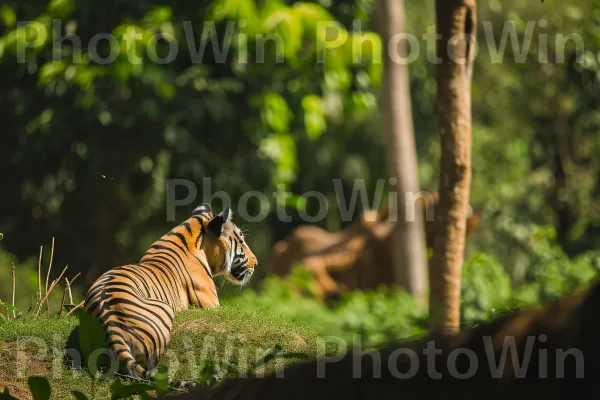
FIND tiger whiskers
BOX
[239,269,253,288]
[241,225,251,235]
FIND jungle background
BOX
[1,0,600,349]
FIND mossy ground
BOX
[0,305,341,400]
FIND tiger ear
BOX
[193,203,212,215]
[207,207,232,237]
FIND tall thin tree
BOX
[376,0,428,305]
[429,0,477,333]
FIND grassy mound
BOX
[0,306,339,400]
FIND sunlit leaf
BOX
[301,95,326,140]
[349,32,382,65]
[292,2,335,24]
[153,365,170,393]
[38,62,66,85]
[143,6,173,25]
[207,0,261,33]
[261,93,292,133]
[48,0,76,19]
[0,5,16,27]
[263,7,303,60]
[258,133,298,186]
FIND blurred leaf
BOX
[261,93,292,133]
[292,2,336,26]
[72,391,89,400]
[38,62,66,85]
[153,365,170,393]
[460,252,511,322]
[302,95,326,140]
[258,133,297,185]
[263,7,303,60]
[208,0,260,33]
[154,82,175,100]
[0,388,19,400]
[0,5,16,27]
[143,6,173,25]
[48,0,76,18]
[110,380,154,400]
[27,376,51,400]
[196,360,219,386]
[73,309,106,377]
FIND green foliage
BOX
[224,229,600,347]
[151,365,169,393]
[72,391,89,400]
[511,226,600,303]
[2,0,600,394]
[0,306,333,399]
[0,388,18,400]
[27,376,51,400]
[0,0,599,302]
[195,360,221,387]
[224,272,428,347]
[460,251,512,322]
[0,244,83,317]
[0,301,17,324]
[0,0,387,280]
[72,309,106,378]
[109,380,155,400]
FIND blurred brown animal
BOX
[269,192,482,300]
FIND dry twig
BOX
[35,264,69,316]
[45,237,55,316]
[11,262,16,319]
[65,300,85,316]
[68,272,81,287]
[37,246,43,306]
[58,273,80,317]
[59,278,68,317]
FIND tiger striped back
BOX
[81,203,257,386]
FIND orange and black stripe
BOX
[82,203,258,384]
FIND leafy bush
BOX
[223,269,428,348]
[511,226,600,304]
[460,251,512,323]
[225,227,600,348]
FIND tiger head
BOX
[195,203,258,286]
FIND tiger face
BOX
[200,205,258,286]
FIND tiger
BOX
[168,277,600,399]
[70,203,257,388]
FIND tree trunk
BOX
[376,0,428,305]
[429,0,477,334]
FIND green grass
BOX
[162,306,341,381]
[0,305,341,400]
[0,315,111,400]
